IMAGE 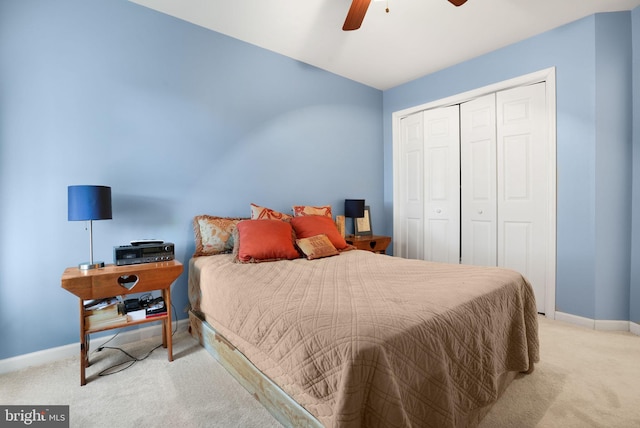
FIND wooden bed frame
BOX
[188,310,322,428]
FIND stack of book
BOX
[84,297,127,329]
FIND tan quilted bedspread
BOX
[189,250,539,428]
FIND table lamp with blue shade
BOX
[344,199,365,235]
[68,185,112,270]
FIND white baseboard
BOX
[0,318,189,375]
[554,311,596,329]
[555,311,639,336]
[595,319,632,332]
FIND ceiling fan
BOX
[343,0,468,31]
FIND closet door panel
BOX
[469,221,494,266]
[502,221,532,276]
[461,94,497,266]
[428,219,454,262]
[397,112,424,259]
[423,106,460,264]
[503,134,531,200]
[404,151,423,259]
[497,83,547,313]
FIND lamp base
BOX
[79,261,105,270]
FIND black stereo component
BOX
[114,242,175,266]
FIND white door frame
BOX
[392,67,557,319]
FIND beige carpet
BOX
[479,316,640,428]
[1,316,639,427]
[0,331,282,428]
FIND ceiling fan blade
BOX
[343,0,372,31]
[448,0,468,6]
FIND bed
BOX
[187,213,539,428]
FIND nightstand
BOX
[61,260,183,385]
[345,235,391,254]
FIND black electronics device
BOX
[114,242,175,266]
[124,298,142,312]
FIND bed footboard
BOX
[188,311,323,428]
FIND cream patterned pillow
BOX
[193,215,247,257]
[292,205,332,218]
[250,203,292,221]
[296,234,339,260]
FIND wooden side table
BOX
[345,235,392,254]
[61,260,183,385]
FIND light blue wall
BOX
[0,0,383,360]
[632,7,640,324]
[594,13,632,321]
[383,12,636,321]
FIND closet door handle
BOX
[478,210,483,215]
[436,209,442,214]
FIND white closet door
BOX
[397,112,424,259]
[423,106,460,264]
[461,94,497,266]
[497,82,547,313]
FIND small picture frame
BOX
[354,206,372,236]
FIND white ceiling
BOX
[129,0,640,90]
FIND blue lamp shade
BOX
[344,199,365,218]
[68,185,112,221]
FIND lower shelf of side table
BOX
[85,314,169,335]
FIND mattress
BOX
[188,250,539,427]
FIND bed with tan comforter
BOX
[188,250,539,427]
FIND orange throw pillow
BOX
[290,215,349,250]
[235,220,300,263]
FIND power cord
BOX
[91,302,179,377]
